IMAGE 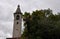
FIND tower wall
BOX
[13,5,22,38]
[6,5,22,39]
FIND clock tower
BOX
[13,5,22,38]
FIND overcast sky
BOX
[0,0,60,39]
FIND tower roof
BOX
[15,5,22,14]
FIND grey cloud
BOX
[0,21,13,38]
[21,0,60,13]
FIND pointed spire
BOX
[15,5,22,14]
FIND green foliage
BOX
[22,8,60,39]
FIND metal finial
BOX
[18,5,20,8]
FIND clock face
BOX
[16,15,19,20]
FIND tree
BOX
[22,9,60,39]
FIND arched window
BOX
[16,15,19,20]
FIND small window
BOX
[17,22,19,24]
[16,29,18,30]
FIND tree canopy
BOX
[21,8,60,39]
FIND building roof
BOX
[15,5,22,14]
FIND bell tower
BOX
[13,5,22,38]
